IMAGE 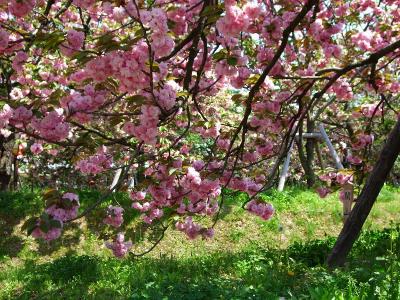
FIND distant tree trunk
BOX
[0,135,13,191]
[297,118,316,188]
[0,171,10,191]
[12,155,18,190]
[327,117,400,268]
[315,142,325,170]
[305,118,316,187]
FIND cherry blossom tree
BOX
[0,0,399,262]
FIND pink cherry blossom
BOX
[316,187,330,198]
[103,206,124,228]
[0,29,9,51]
[246,200,275,220]
[30,143,43,155]
[9,0,35,18]
[46,193,80,222]
[105,233,132,258]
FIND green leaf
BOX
[126,95,148,105]
[96,33,114,47]
[227,56,238,66]
[41,212,50,222]
[167,19,176,30]
[232,94,242,103]
[39,223,50,233]
[35,31,65,51]
[43,188,61,201]
[45,197,59,208]
[22,217,38,236]
[48,89,65,106]
[245,74,261,85]
[72,50,97,64]
[212,50,227,61]
[145,61,160,72]
[177,91,189,98]
[61,197,74,209]
[168,168,177,176]
[110,116,123,127]
[49,219,62,229]
[201,5,223,17]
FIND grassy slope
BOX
[0,186,399,299]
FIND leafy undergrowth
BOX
[0,185,400,299]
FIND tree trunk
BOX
[0,135,13,191]
[296,120,308,183]
[297,119,316,188]
[327,117,400,268]
[305,118,316,187]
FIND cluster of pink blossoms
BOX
[8,0,35,18]
[194,122,221,139]
[12,51,28,73]
[175,217,214,240]
[31,110,70,142]
[31,193,79,242]
[105,233,132,258]
[130,190,164,224]
[347,155,362,165]
[140,8,174,58]
[77,43,149,92]
[316,187,330,198]
[319,172,353,186]
[46,193,80,222]
[337,173,353,185]
[317,172,354,200]
[330,80,353,101]
[76,146,112,175]
[0,105,13,129]
[123,105,161,145]
[130,164,221,227]
[134,166,175,224]
[179,167,221,215]
[253,99,281,114]
[351,30,376,51]
[249,115,282,134]
[10,106,33,126]
[223,174,264,196]
[352,134,374,150]
[31,222,63,242]
[246,200,275,220]
[103,206,124,228]
[154,82,178,111]
[0,28,9,51]
[354,103,383,118]
[60,29,84,57]
[61,85,106,115]
[309,19,343,60]
[30,143,43,155]
[216,2,249,38]
[0,105,33,131]
[167,7,188,36]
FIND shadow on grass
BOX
[0,191,43,258]
[0,190,142,258]
[4,225,399,300]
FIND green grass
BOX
[0,185,400,299]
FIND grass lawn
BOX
[0,185,399,299]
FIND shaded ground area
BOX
[0,186,399,299]
[1,226,399,299]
